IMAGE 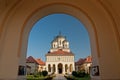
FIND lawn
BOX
[27,74,55,80]
[74,75,91,80]
[27,75,46,80]
[65,74,91,80]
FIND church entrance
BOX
[58,63,63,74]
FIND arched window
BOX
[48,64,51,72]
[58,63,63,74]
[65,64,68,72]
[69,64,73,72]
[53,64,56,73]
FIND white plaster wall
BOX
[46,56,75,74]
[46,56,74,62]
[38,65,46,72]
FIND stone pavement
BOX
[53,74,67,80]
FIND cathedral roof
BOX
[46,49,74,56]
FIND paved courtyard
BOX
[53,74,67,80]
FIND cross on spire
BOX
[59,31,62,36]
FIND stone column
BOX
[46,64,48,73]
[73,62,75,71]
[63,64,65,74]
[55,64,58,74]
[68,65,70,74]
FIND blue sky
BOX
[27,14,91,61]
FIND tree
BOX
[42,70,48,76]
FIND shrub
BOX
[42,70,48,76]
[30,73,33,75]
[33,74,39,77]
[72,71,86,78]
[77,71,85,77]
[72,71,77,77]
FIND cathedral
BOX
[46,33,75,74]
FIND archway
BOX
[58,63,63,74]
[0,1,120,80]
[48,64,51,72]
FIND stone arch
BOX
[58,63,63,74]
[0,0,120,80]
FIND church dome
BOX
[52,34,65,43]
[50,33,70,52]
[56,35,65,39]
[54,35,65,41]
[63,40,68,43]
[51,35,65,43]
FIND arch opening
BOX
[26,13,91,76]
[58,63,63,74]
[20,3,98,79]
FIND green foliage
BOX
[42,70,48,76]
[77,71,85,77]
[27,71,56,80]
[64,74,90,80]
[72,71,78,77]
[38,71,42,76]
[72,70,86,78]
[27,75,45,80]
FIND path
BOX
[53,74,67,80]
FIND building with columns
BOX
[46,33,75,74]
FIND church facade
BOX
[46,34,75,74]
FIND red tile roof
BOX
[26,56,38,64]
[75,56,92,65]
[85,56,92,63]
[46,49,74,56]
[75,58,85,65]
[35,59,45,65]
